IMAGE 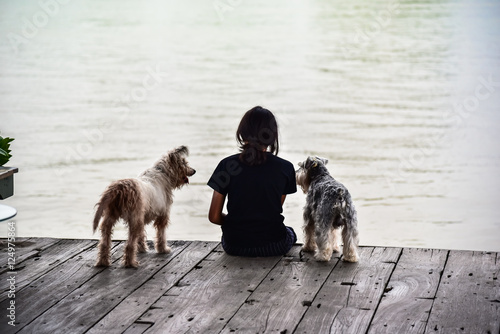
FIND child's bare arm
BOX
[208,190,226,225]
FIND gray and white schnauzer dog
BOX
[296,156,359,262]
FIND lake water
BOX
[1,0,499,251]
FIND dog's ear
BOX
[304,157,318,169]
[167,146,189,165]
[304,158,311,169]
[174,146,189,156]
[317,157,328,165]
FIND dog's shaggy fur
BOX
[296,156,359,262]
[93,146,195,268]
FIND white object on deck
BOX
[0,203,17,221]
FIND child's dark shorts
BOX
[221,226,297,257]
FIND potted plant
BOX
[0,135,14,166]
[0,135,17,200]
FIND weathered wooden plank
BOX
[0,238,60,274]
[295,247,402,334]
[426,250,500,334]
[1,239,498,334]
[219,246,337,333]
[0,241,122,333]
[16,240,189,334]
[138,248,283,334]
[122,323,151,334]
[0,239,96,302]
[368,248,448,333]
[87,241,219,334]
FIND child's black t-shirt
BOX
[207,153,297,248]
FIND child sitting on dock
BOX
[207,106,297,257]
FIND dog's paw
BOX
[124,260,140,268]
[302,245,316,253]
[156,245,172,254]
[314,251,333,262]
[342,253,359,263]
[95,258,111,267]
[314,254,331,262]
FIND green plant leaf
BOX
[0,136,14,166]
[0,148,11,166]
[0,137,14,152]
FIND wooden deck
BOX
[0,238,498,334]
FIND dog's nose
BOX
[192,169,196,175]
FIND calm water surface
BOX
[1,0,499,251]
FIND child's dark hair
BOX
[236,106,279,166]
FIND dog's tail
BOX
[93,179,142,233]
[93,201,105,233]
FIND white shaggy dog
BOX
[93,146,195,268]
